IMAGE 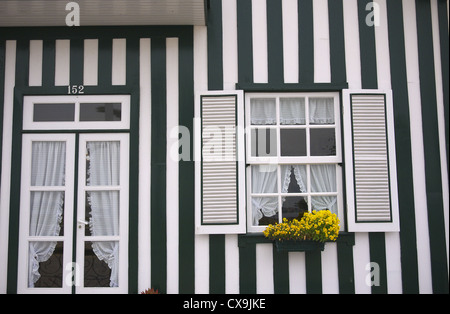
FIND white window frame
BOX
[23,95,130,130]
[245,92,344,233]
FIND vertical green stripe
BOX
[98,38,112,86]
[42,39,55,87]
[437,0,449,177]
[126,36,140,294]
[207,0,223,90]
[7,39,29,293]
[239,241,257,293]
[328,0,346,84]
[0,41,5,185]
[237,0,254,84]
[336,235,355,294]
[415,0,449,293]
[298,0,314,83]
[150,37,167,294]
[69,38,83,85]
[267,0,284,84]
[207,0,226,294]
[386,0,420,294]
[357,0,387,294]
[178,28,195,294]
[305,251,322,293]
[272,247,289,294]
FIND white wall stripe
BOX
[313,0,331,83]
[166,37,179,294]
[0,40,16,294]
[138,37,151,293]
[54,39,70,86]
[252,0,268,83]
[256,243,273,293]
[402,0,433,293]
[343,0,362,89]
[83,39,98,86]
[28,40,42,86]
[321,242,339,294]
[282,0,299,83]
[222,0,238,90]
[288,252,306,294]
[193,25,210,294]
[353,233,371,293]
[374,0,402,294]
[112,38,126,86]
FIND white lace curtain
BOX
[252,164,336,225]
[29,141,66,287]
[87,141,120,288]
[250,97,334,125]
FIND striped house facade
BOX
[0,0,448,294]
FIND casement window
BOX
[195,89,399,235]
[17,95,130,294]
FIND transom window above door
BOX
[23,95,130,130]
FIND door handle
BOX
[77,219,89,228]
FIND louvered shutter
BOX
[343,90,400,232]
[195,91,246,234]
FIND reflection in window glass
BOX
[33,103,75,122]
[280,129,306,156]
[310,128,336,156]
[80,103,122,121]
[251,128,277,157]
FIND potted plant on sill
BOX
[263,210,340,252]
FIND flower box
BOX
[274,240,325,252]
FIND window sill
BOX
[238,232,355,248]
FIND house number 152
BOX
[67,85,84,94]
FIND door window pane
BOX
[30,191,64,236]
[29,241,63,288]
[85,191,120,236]
[80,103,122,121]
[33,103,75,122]
[31,141,66,186]
[84,241,118,287]
[86,141,120,186]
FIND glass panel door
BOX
[76,133,129,294]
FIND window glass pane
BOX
[84,241,118,287]
[309,97,334,124]
[310,164,336,192]
[252,197,278,226]
[282,196,308,221]
[251,128,277,157]
[85,191,120,236]
[251,165,277,194]
[30,191,64,236]
[280,129,306,156]
[29,241,63,288]
[280,98,305,125]
[250,98,276,125]
[86,141,120,186]
[80,103,122,121]
[33,103,75,122]
[310,128,336,156]
[31,141,66,186]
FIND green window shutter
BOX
[342,90,400,232]
[195,91,246,234]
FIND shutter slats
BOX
[350,94,392,223]
[201,95,239,225]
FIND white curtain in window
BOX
[309,98,334,124]
[28,141,66,287]
[87,141,120,287]
[280,98,306,125]
[251,165,278,225]
[310,164,337,213]
[250,98,276,125]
